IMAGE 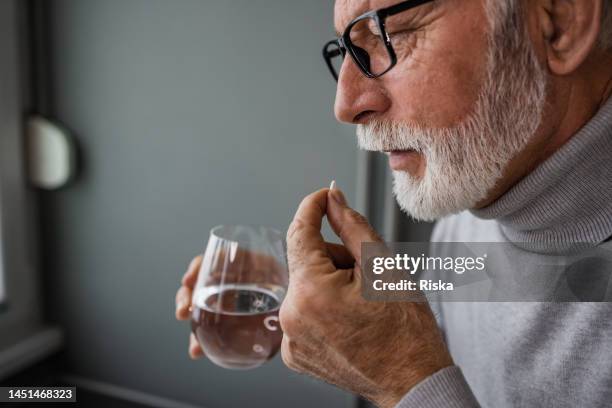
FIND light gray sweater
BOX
[396,97,612,408]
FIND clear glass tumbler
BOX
[191,225,288,369]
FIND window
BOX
[0,0,62,381]
[0,228,5,306]
[0,0,24,314]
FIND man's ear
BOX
[539,0,604,75]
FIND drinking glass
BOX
[191,225,288,370]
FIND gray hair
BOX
[486,0,612,51]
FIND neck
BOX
[471,96,612,248]
[476,54,612,209]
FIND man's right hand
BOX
[175,255,205,359]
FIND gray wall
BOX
[42,1,358,407]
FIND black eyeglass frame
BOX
[323,0,435,81]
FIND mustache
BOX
[356,121,433,153]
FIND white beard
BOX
[356,4,548,221]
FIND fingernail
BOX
[329,180,336,190]
[331,187,347,206]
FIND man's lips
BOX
[385,149,422,172]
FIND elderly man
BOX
[176,0,612,406]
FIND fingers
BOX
[288,188,328,250]
[176,255,202,320]
[189,333,204,359]
[325,242,354,269]
[287,188,334,272]
[175,285,192,320]
[182,255,203,287]
[291,188,328,232]
[327,187,382,265]
[179,257,204,360]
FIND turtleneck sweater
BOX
[395,96,612,408]
[471,96,612,247]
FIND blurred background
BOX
[0,0,432,407]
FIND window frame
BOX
[0,0,62,380]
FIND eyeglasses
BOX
[322,0,435,81]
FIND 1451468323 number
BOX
[7,388,73,400]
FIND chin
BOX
[390,170,484,222]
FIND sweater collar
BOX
[471,97,612,246]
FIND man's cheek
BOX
[404,36,486,126]
[384,63,461,127]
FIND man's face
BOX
[334,0,490,172]
[335,0,487,176]
[333,0,548,220]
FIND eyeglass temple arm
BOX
[380,0,435,18]
[323,39,344,57]
[326,48,342,58]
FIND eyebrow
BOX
[334,0,429,38]
[334,0,371,37]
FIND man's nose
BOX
[334,59,391,124]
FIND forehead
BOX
[334,0,400,33]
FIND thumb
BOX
[326,184,382,265]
